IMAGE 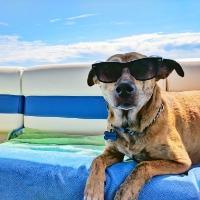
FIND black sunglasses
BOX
[92,57,163,83]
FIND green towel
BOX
[10,128,105,146]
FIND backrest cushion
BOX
[22,64,107,135]
[167,59,200,92]
[0,67,24,133]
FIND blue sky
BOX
[0,0,200,66]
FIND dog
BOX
[84,52,200,200]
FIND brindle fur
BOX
[84,52,200,200]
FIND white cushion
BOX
[0,67,23,95]
[167,60,200,92]
[0,114,23,132]
[22,64,101,96]
[0,67,24,132]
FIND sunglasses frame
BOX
[92,57,163,83]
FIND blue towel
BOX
[0,143,200,200]
[105,162,200,200]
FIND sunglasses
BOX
[92,57,163,83]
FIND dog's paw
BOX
[84,181,104,200]
[114,186,138,200]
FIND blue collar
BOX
[104,130,117,141]
[104,127,141,142]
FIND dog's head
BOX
[87,52,184,110]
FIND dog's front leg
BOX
[84,147,124,200]
[114,159,191,200]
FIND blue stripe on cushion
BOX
[25,96,108,119]
[0,94,24,114]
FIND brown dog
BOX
[84,52,200,200]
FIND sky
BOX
[0,0,200,66]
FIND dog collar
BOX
[114,127,142,136]
[103,127,141,142]
[144,103,164,131]
[104,103,164,141]
[104,130,117,141]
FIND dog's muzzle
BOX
[114,80,137,109]
[115,81,136,98]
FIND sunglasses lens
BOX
[129,58,159,80]
[94,63,122,83]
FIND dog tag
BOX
[104,130,117,141]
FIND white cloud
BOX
[0,22,8,26]
[49,14,97,26]
[0,32,200,66]
[66,13,97,21]
[64,21,76,26]
[49,18,61,23]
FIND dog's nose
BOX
[116,82,135,98]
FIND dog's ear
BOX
[87,68,96,86]
[156,59,184,80]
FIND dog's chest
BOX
[112,132,152,162]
